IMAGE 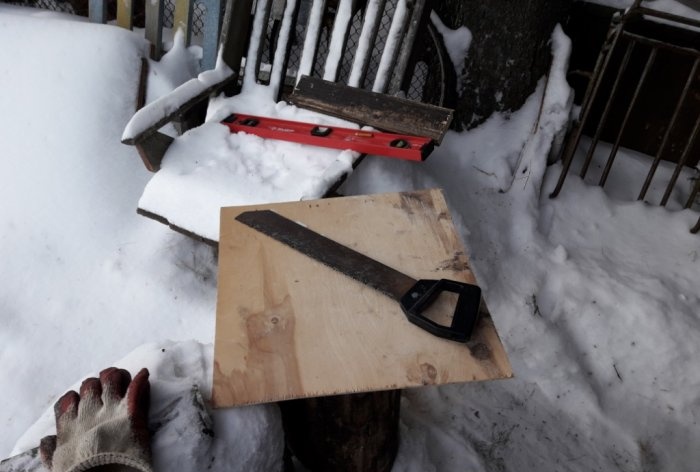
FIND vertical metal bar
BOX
[638,57,700,201]
[201,0,224,70]
[347,0,386,88]
[387,0,426,95]
[372,0,411,93]
[323,0,355,82]
[269,0,300,99]
[243,0,273,86]
[145,0,165,59]
[578,41,635,179]
[117,0,134,29]
[599,47,657,187]
[550,14,627,198]
[89,0,107,23]
[660,112,700,206]
[296,0,327,83]
[174,0,195,46]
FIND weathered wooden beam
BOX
[243,0,272,85]
[347,0,387,88]
[137,208,219,246]
[135,132,174,172]
[269,0,300,99]
[122,74,236,146]
[289,76,453,143]
[372,0,411,93]
[219,0,253,89]
[201,0,224,71]
[145,0,165,59]
[387,0,426,95]
[279,390,400,472]
[174,0,194,45]
[322,0,354,82]
[296,0,327,83]
[89,0,107,23]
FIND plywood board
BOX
[212,189,512,407]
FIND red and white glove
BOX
[39,367,153,472]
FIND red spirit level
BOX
[221,114,434,161]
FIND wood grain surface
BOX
[289,76,454,143]
[212,189,512,407]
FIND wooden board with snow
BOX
[212,189,512,407]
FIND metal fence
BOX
[550,3,700,233]
[2,0,449,105]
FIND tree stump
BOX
[279,390,402,472]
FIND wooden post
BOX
[279,390,401,472]
[89,0,107,23]
[145,0,165,59]
[117,0,134,29]
[201,0,224,71]
[174,0,195,45]
[219,0,254,95]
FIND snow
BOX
[323,0,354,81]
[430,11,472,77]
[348,0,385,87]
[296,0,325,81]
[372,0,407,92]
[3,6,700,472]
[268,0,298,97]
[121,35,233,143]
[136,84,360,242]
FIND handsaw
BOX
[236,210,482,342]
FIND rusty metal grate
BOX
[551,2,700,233]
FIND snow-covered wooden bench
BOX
[122,0,438,245]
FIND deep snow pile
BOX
[0,7,280,469]
[2,6,700,472]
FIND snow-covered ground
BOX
[2,4,700,472]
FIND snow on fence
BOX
[6,0,443,104]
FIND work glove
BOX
[39,367,153,472]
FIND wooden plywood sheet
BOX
[212,189,512,407]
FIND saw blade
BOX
[235,210,416,301]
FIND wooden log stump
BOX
[279,390,401,472]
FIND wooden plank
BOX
[289,76,453,143]
[296,0,326,82]
[134,131,174,172]
[322,0,354,82]
[89,0,107,23]
[145,0,165,59]
[372,0,411,93]
[387,0,425,95]
[117,0,134,30]
[243,0,272,86]
[174,0,194,45]
[347,0,387,88]
[201,0,224,71]
[219,0,253,85]
[122,74,236,145]
[212,189,512,407]
[269,0,300,99]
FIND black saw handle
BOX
[399,279,482,342]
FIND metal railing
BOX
[550,1,700,233]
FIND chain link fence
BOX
[2,0,448,104]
